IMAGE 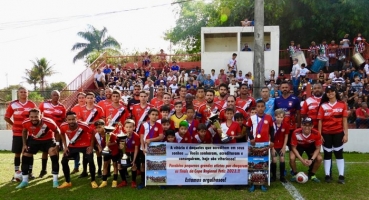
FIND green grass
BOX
[0,152,368,200]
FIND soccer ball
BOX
[296,172,308,183]
[14,171,22,182]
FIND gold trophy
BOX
[116,123,131,167]
[207,105,231,143]
[102,126,115,156]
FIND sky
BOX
[0,0,179,90]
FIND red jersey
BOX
[104,103,129,128]
[175,131,193,143]
[214,97,228,109]
[81,105,105,128]
[272,122,289,149]
[220,121,241,143]
[100,133,119,156]
[301,96,321,127]
[192,131,212,144]
[5,100,37,136]
[219,107,249,123]
[236,97,256,113]
[60,121,92,148]
[125,132,140,153]
[291,128,322,148]
[317,101,348,134]
[193,99,206,111]
[355,107,369,119]
[196,103,223,123]
[39,101,66,127]
[132,103,154,131]
[97,99,112,111]
[186,119,199,137]
[139,122,164,149]
[22,117,59,141]
[150,97,164,109]
[71,104,86,121]
[246,114,274,143]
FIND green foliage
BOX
[28,91,44,102]
[45,82,67,91]
[0,84,22,102]
[166,0,369,50]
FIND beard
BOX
[314,92,323,97]
[220,93,227,98]
[31,120,40,126]
[206,99,214,104]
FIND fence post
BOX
[11,90,17,101]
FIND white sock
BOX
[53,174,58,182]
[22,175,29,182]
[336,159,344,176]
[324,159,331,176]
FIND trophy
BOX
[116,124,131,167]
[207,106,231,143]
[101,126,115,156]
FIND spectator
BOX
[95,89,106,103]
[107,77,116,89]
[242,43,252,51]
[142,51,151,68]
[351,77,363,92]
[299,63,309,80]
[236,70,244,85]
[291,58,301,95]
[203,74,215,90]
[196,69,206,85]
[103,65,112,80]
[265,43,271,51]
[227,53,237,76]
[218,69,228,84]
[143,80,155,91]
[355,102,369,128]
[210,69,217,82]
[169,82,179,94]
[362,84,369,96]
[171,61,180,75]
[167,71,177,85]
[158,49,167,69]
[364,59,369,78]
[94,68,106,89]
[186,77,197,90]
[242,74,253,88]
[178,71,187,85]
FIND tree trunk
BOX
[253,0,265,98]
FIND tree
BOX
[23,67,40,90]
[45,82,67,91]
[72,25,121,63]
[30,58,56,91]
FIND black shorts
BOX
[294,144,316,158]
[126,152,140,167]
[12,136,23,154]
[103,154,120,162]
[26,138,55,155]
[322,132,344,150]
[273,148,285,157]
[67,147,88,159]
[95,79,103,87]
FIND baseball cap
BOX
[160,80,164,82]
[179,120,189,128]
[302,117,313,125]
[325,85,336,93]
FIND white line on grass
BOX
[282,182,305,200]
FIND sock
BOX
[102,175,107,181]
[132,170,137,182]
[140,172,145,184]
[336,159,344,176]
[29,157,34,174]
[50,155,59,175]
[119,169,126,181]
[22,175,29,183]
[82,158,88,173]
[53,174,58,182]
[279,162,285,178]
[97,156,102,173]
[113,174,118,181]
[271,163,276,177]
[14,157,21,172]
[42,158,48,171]
[324,159,331,176]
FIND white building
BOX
[201,26,280,78]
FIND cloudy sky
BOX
[0,0,179,90]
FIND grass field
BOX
[0,151,368,200]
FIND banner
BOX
[248,142,270,186]
[145,142,248,186]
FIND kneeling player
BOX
[58,111,98,189]
[290,117,322,182]
[192,124,212,144]
[16,108,60,189]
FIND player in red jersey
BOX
[104,90,129,129]
[172,86,187,106]
[270,109,289,183]
[58,111,98,189]
[218,108,242,143]
[317,86,348,184]
[38,90,66,178]
[192,123,212,144]
[193,87,206,110]
[138,108,164,189]
[132,91,154,132]
[97,88,113,111]
[290,117,323,183]
[71,92,86,121]
[214,83,229,109]
[236,84,256,113]
[301,83,323,128]
[127,85,141,116]
[16,108,60,189]
[175,121,193,143]
[150,85,165,108]
[219,95,249,123]
[162,92,174,115]
[185,107,199,138]
[4,87,37,181]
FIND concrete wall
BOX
[201,26,279,78]
[0,130,368,152]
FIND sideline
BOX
[282,181,305,200]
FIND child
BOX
[250,107,257,116]
[270,109,289,183]
[158,105,175,129]
[170,102,187,130]
[234,113,247,143]
[117,119,140,188]
[175,121,193,143]
[246,100,274,192]
[95,120,119,188]
[185,106,199,138]
[193,123,212,144]
[218,108,242,143]
[165,129,176,143]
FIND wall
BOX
[0,130,368,152]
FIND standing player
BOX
[301,83,323,128]
[317,86,348,184]
[219,95,248,123]
[170,102,187,130]
[97,88,113,111]
[132,91,154,132]
[192,124,212,144]
[214,84,229,109]
[150,85,165,108]
[236,84,256,113]
[16,108,60,189]
[127,85,142,115]
[258,87,275,118]
[38,90,66,178]
[4,87,37,181]
[162,93,174,117]
[185,107,199,139]
[193,87,206,110]
[172,86,187,106]
[218,108,242,143]
[290,117,322,182]
[58,111,98,189]
[104,90,129,128]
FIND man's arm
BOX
[4,117,13,126]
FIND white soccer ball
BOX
[296,172,308,183]
[14,171,22,182]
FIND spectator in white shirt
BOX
[364,59,369,77]
[169,82,179,94]
[242,74,253,88]
[143,80,155,91]
[291,58,301,95]
[210,69,217,82]
[94,68,106,89]
[227,53,237,77]
[299,63,309,78]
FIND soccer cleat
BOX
[71,169,79,175]
[53,181,59,188]
[117,181,127,188]
[39,171,47,178]
[137,183,145,190]
[78,172,88,178]
[58,182,72,189]
[16,181,29,189]
[290,175,296,182]
[280,177,287,183]
[310,175,320,183]
[260,185,268,192]
[91,181,98,189]
[325,175,332,183]
[111,180,117,188]
[248,185,255,192]
[130,181,137,188]
[99,181,108,188]
[338,175,345,184]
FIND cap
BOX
[179,120,189,128]
[302,117,313,125]
[325,85,336,93]
[160,80,164,82]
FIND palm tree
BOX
[23,67,40,90]
[72,25,121,63]
[30,58,56,91]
